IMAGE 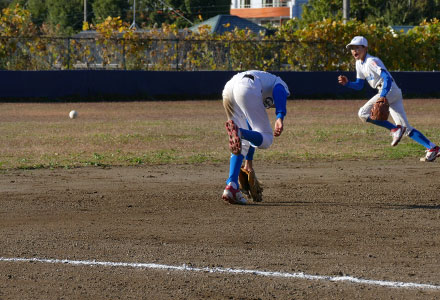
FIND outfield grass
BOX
[0,99,439,169]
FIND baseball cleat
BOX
[222,182,247,205]
[421,146,440,162]
[225,120,242,155]
[390,125,406,146]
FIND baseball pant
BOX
[358,82,414,134]
[223,75,273,157]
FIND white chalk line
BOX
[1,256,439,290]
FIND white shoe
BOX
[222,182,247,205]
[390,125,406,146]
[421,146,440,162]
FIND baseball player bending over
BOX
[338,36,440,162]
[222,70,290,205]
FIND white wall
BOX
[231,0,307,11]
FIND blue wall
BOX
[0,70,439,100]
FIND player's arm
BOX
[272,83,287,137]
[274,118,283,137]
[273,83,287,120]
[379,70,393,97]
[245,146,255,162]
[243,158,253,172]
[338,75,365,90]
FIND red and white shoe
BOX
[222,182,247,205]
[390,125,406,146]
[225,120,241,155]
[421,146,440,162]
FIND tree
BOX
[300,0,341,25]
[6,0,47,26]
[184,0,230,21]
[92,0,130,24]
[45,0,83,35]
[136,0,230,28]
[26,0,47,26]
[135,0,188,28]
[301,0,440,26]
[0,0,10,10]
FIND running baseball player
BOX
[222,70,290,205]
[338,36,439,162]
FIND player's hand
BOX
[338,75,348,86]
[274,118,283,137]
[243,160,253,173]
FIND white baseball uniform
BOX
[357,54,413,133]
[222,70,289,157]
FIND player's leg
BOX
[359,94,396,130]
[222,152,246,203]
[239,122,257,173]
[243,109,273,149]
[407,129,439,162]
[240,128,263,147]
[406,124,440,162]
[223,81,243,155]
[389,95,435,149]
[388,88,439,161]
[233,78,273,149]
[222,82,249,204]
[223,140,251,204]
[387,87,411,146]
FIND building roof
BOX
[391,25,415,33]
[189,14,269,35]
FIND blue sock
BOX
[366,118,396,130]
[408,129,436,149]
[240,128,263,147]
[226,154,244,187]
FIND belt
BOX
[243,74,254,81]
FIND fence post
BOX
[122,39,126,70]
[67,38,71,70]
[175,39,179,71]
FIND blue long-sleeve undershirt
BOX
[346,78,365,90]
[345,71,392,97]
[379,70,392,97]
[273,83,287,120]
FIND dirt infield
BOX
[1,159,440,299]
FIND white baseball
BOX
[69,110,78,119]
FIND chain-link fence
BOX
[1,36,438,71]
[0,36,356,72]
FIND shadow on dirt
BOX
[385,204,440,210]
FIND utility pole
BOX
[84,0,87,24]
[343,0,350,24]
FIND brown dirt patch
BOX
[1,160,440,299]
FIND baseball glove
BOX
[238,167,263,202]
[370,97,390,121]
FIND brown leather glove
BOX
[370,97,390,121]
[238,168,263,202]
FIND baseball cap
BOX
[346,36,368,49]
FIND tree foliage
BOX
[2,0,231,32]
[1,0,439,35]
[46,0,83,35]
[302,0,440,26]
[92,0,129,24]
[135,0,230,28]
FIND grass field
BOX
[1,99,439,170]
